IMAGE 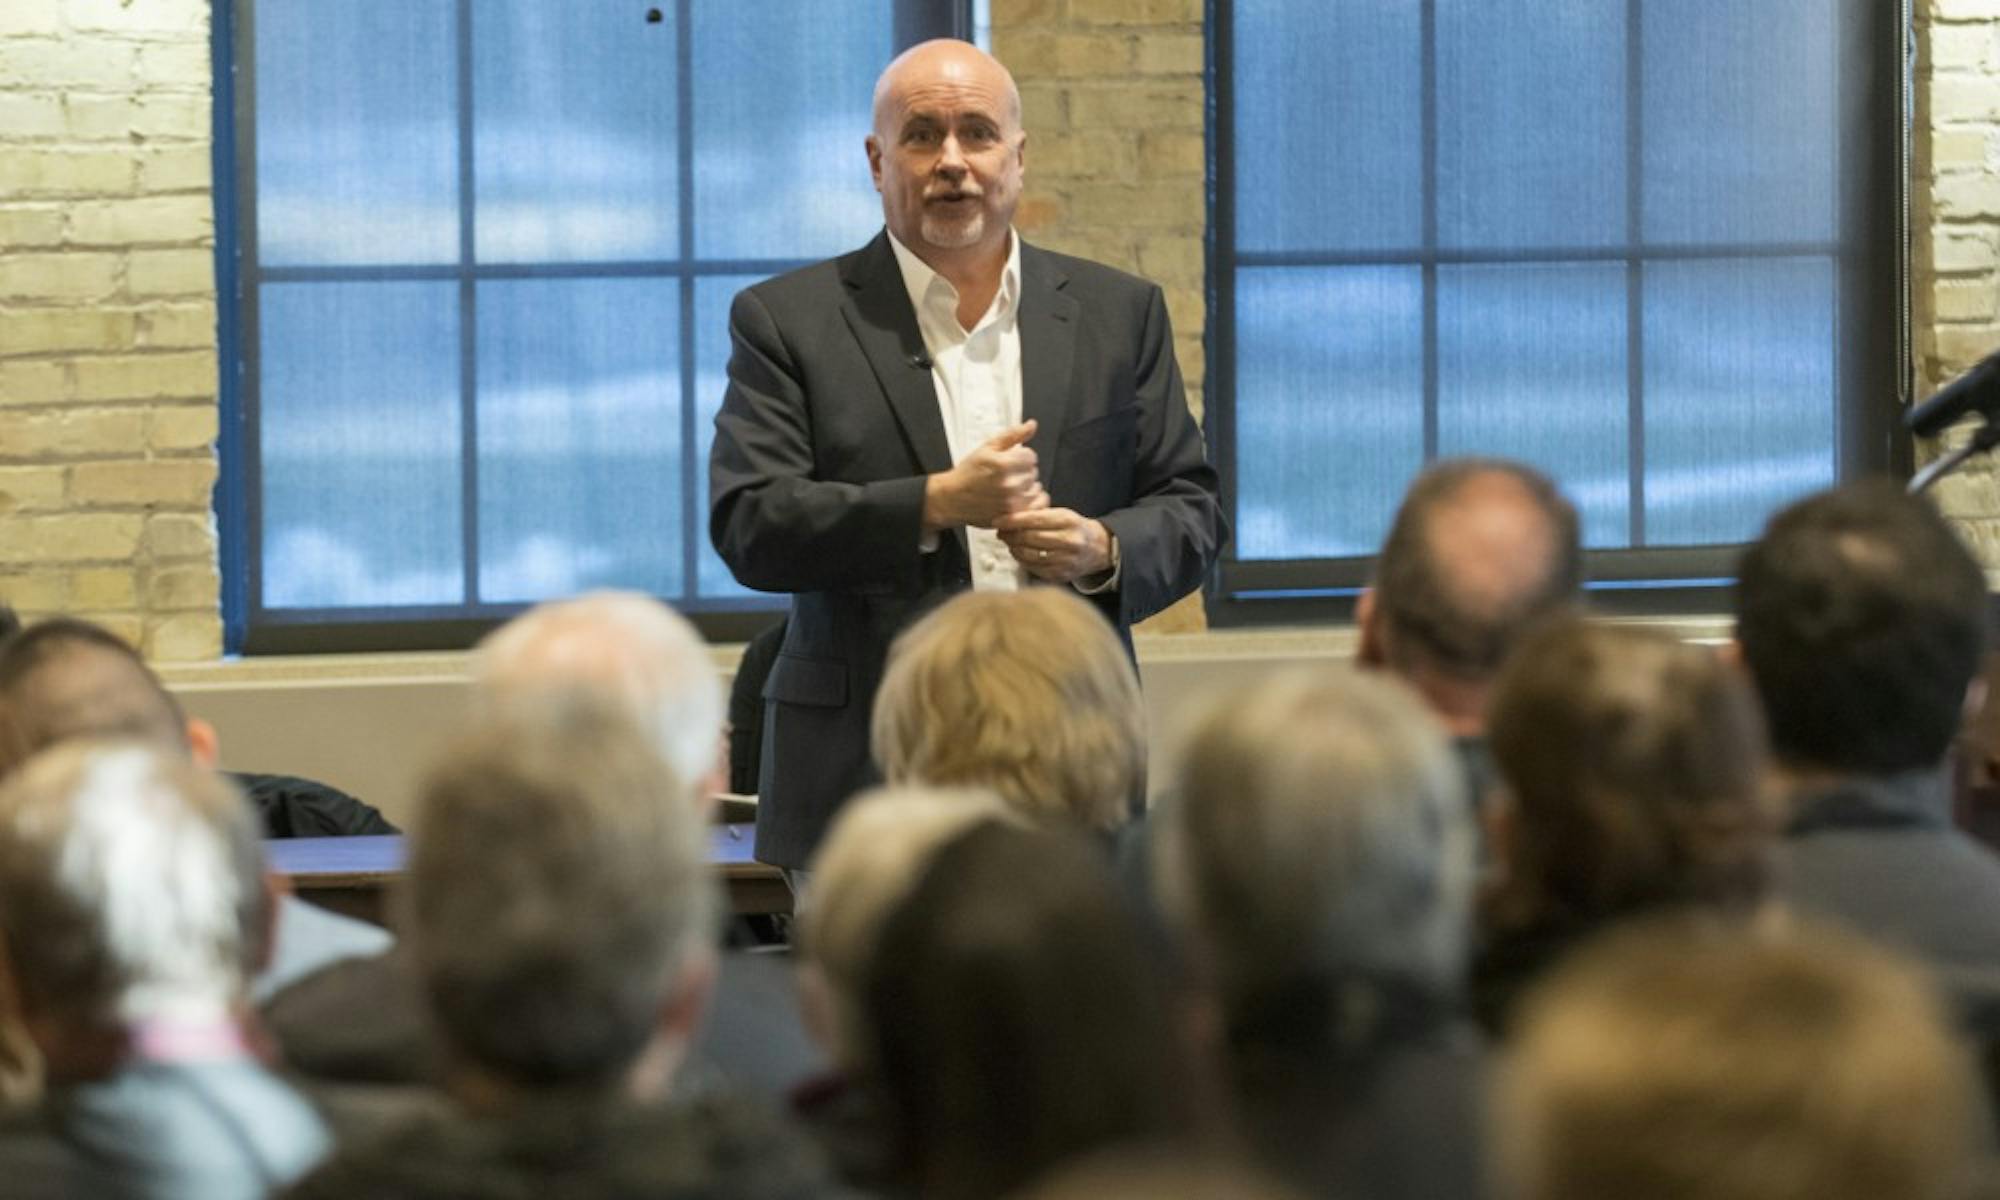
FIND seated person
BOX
[1150,666,1485,1200]
[861,822,1216,1200]
[871,589,1146,837]
[1495,917,1987,1200]
[791,785,1020,1188]
[0,740,329,1199]
[1473,619,1777,1035]
[286,703,837,1198]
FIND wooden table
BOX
[266,823,790,927]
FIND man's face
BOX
[867,58,1024,260]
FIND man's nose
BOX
[936,135,968,174]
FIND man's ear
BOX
[865,134,884,193]
[1355,586,1387,668]
[185,717,220,768]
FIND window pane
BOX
[1438,263,1630,547]
[1642,0,1838,245]
[259,282,462,607]
[473,3,678,263]
[1642,258,1836,545]
[255,0,457,266]
[1236,267,1424,559]
[696,278,762,600]
[691,1,890,260]
[1234,0,1422,254]
[1436,1,1625,250]
[475,280,682,603]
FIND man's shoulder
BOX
[740,236,887,308]
[1022,240,1161,300]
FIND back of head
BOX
[872,589,1145,832]
[471,590,724,792]
[0,618,189,777]
[1155,667,1473,1047]
[0,740,265,1030]
[1497,918,1983,1200]
[1486,621,1775,928]
[1373,459,1583,683]
[863,823,1197,1200]
[1735,480,1989,776]
[409,700,716,1090]
[800,785,1017,1065]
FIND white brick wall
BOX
[0,0,220,659]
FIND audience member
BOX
[1152,666,1483,1199]
[792,785,1019,1188]
[1011,1149,1307,1200]
[872,588,1145,835]
[1494,917,1986,1200]
[0,617,390,1001]
[0,741,329,1199]
[286,704,838,1198]
[265,590,819,1100]
[863,822,1214,1200]
[1475,620,1775,1034]
[1734,481,2000,987]
[1357,458,1583,816]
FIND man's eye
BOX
[904,127,941,146]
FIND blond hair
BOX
[872,589,1144,832]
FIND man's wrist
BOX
[921,471,957,534]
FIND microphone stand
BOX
[1910,419,2000,495]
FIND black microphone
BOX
[1908,348,2000,437]
[906,351,932,370]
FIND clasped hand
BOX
[922,420,1112,583]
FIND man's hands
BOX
[923,420,1045,533]
[996,507,1113,583]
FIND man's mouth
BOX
[928,192,980,205]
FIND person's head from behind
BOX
[0,617,217,779]
[1735,480,1989,780]
[1154,667,1473,1066]
[872,588,1145,833]
[408,701,717,1100]
[863,822,1202,1200]
[0,740,267,1078]
[1359,459,1583,726]
[798,785,1017,1068]
[1486,621,1774,930]
[1495,917,1983,1200]
[472,589,725,802]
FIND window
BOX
[218,0,969,652]
[1209,0,1909,623]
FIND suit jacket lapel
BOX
[839,232,954,477]
[1018,244,1079,490]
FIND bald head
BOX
[872,39,1021,137]
[0,619,190,779]
[471,591,723,794]
[1369,459,1583,684]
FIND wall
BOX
[0,4,1988,660]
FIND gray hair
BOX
[1154,667,1474,1011]
[0,740,265,1026]
[472,590,724,791]
[408,700,718,1087]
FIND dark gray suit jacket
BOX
[710,232,1224,868]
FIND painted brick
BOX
[0,94,67,139]
[0,574,68,612]
[1067,0,1199,25]
[1933,0,2000,20]
[0,2,61,35]
[145,564,218,610]
[1,307,138,356]
[1931,73,2000,123]
[64,0,210,35]
[146,612,220,662]
[134,42,212,90]
[0,465,67,515]
[70,567,136,609]
[0,147,135,198]
[1934,324,2000,371]
[1021,87,1069,133]
[63,95,139,140]
[68,196,213,247]
[1029,129,1137,178]
[1935,225,2000,272]
[992,0,1064,25]
[143,512,214,559]
[0,252,121,302]
[1062,180,1203,228]
[1930,21,2000,67]
[1136,235,1203,285]
[69,458,217,508]
[0,360,68,406]
[69,351,217,402]
[3,408,149,460]
[1067,85,1204,131]
[1134,32,1203,75]
[0,513,145,562]
[1137,130,1204,177]
[1932,126,1994,172]
[126,249,214,297]
[138,302,217,349]
[130,95,209,140]
[0,205,66,249]
[147,404,219,452]
[1937,277,1999,321]
[0,40,138,90]
[137,146,213,195]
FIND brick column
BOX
[0,0,221,659]
[994,0,1211,632]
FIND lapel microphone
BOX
[906,351,932,370]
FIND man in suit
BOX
[710,39,1224,870]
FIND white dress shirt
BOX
[888,229,1026,592]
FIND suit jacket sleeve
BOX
[708,285,931,594]
[1093,284,1225,627]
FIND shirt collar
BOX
[885,227,1021,331]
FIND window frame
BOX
[1202,0,1914,628]
[214,0,972,654]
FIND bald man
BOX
[711,39,1224,870]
